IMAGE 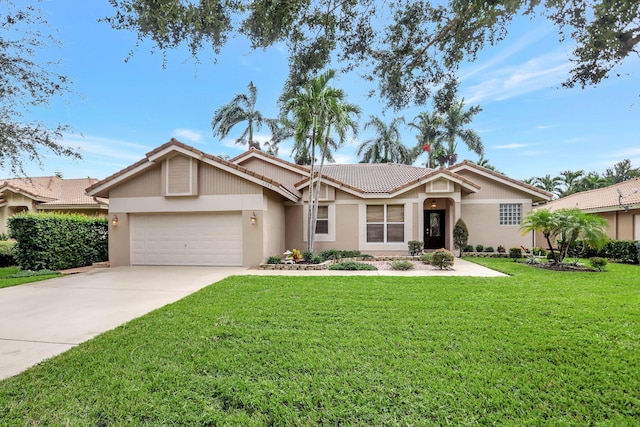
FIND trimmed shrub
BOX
[431,248,454,269]
[452,219,469,254]
[302,251,315,263]
[311,255,323,264]
[329,261,377,271]
[589,257,608,271]
[408,240,423,256]
[475,244,484,252]
[8,212,108,271]
[463,244,474,253]
[509,247,522,261]
[419,253,433,264]
[484,246,494,253]
[390,260,414,270]
[0,240,16,267]
[266,255,282,264]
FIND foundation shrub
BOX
[390,260,414,270]
[431,248,454,269]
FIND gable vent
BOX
[166,155,196,196]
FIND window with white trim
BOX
[315,206,329,234]
[366,204,404,243]
[500,203,522,225]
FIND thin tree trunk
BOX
[307,118,317,252]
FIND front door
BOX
[424,210,445,249]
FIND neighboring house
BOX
[0,176,108,235]
[534,177,640,241]
[86,139,552,267]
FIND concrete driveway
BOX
[0,266,246,380]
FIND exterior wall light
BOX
[250,212,257,225]
[111,215,119,226]
[431,200,437,208]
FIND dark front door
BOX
[424,210,445,249]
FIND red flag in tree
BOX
[422,143,431,153]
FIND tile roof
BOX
[86,139,301,201]
[319,163,436,193]
[0,177,107,207]
[540,177,640,212]
[448,160,554,200]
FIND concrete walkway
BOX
[0,259,504,381]
[245,257,507,277]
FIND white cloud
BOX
[495,143,528,149]
[172,128,203,143]
[463,50,573,104]
[62,134,151,163]
[460,25,555,82]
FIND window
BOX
[315,206,329,234]
[366,204,404,243]
[500,203,521,225]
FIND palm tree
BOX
[533,174,562,197]
[520,208,559,261]
[440,99,483,166]
[558,170,585,197]
[409,111,443,168]
[211,81,276,150]
[281,70,354,251]
[357,116,411,164]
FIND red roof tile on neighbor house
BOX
[0,177,105,206]
[540,177,640,212]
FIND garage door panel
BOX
[130,213,242,266]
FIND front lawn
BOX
[1,259,638,425]
[0,267,61,289]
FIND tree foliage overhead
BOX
[104,0,640,110]
[1,1,80,175]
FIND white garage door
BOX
[130,213,242,266]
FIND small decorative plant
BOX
[266,255,282,264]
[390,260,415,270]
[463,244,474,253]
[475,244,484,252]
[431,248,454,269]
[408,240,424,256]
[589,257,608,271]
[509,247,522,261]
[497,245,505,253]
[291,249,303,262]
[484,246,494,253]
[419,253,433,264]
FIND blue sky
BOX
[11,1,640,181]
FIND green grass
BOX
[1,259,639,425]
[0,267,61,289]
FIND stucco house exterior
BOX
[86,139,552,267]
[534,177,640,241]
[0,176,108,235]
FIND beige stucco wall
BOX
[462,201,535,250]
[107,158,275,267]
[262,192,286,261]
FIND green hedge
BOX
[581,240,639,264]
[8,212,108,271]
[0,240,16,267]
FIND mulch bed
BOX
[525,261,597,272]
